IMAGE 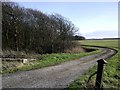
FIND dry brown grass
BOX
[2,50,42,59]
[2,61,23,71]
[64,46,85,53]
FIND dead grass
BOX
[2,61,23,71]
[64,46,85,53]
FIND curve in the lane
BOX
[82,45,118,60]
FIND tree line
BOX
[2,2,80,54]
[73,35,85,40]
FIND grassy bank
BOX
[2,46,101,74]
[69,40,119,89]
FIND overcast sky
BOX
[15,2,118,39]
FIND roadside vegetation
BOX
[69,40,119,89]
[2,46,101,74]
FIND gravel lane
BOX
[2,47,117,89]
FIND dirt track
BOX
[2,46,117,89]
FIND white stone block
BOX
[23,59,28,64]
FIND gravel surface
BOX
[2,47,117,89]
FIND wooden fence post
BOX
[95,59,107,90]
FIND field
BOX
[80,40,118,49]
[69,40,120,89]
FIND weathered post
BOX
[95,59,107,90]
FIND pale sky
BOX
[13,2,118,39]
